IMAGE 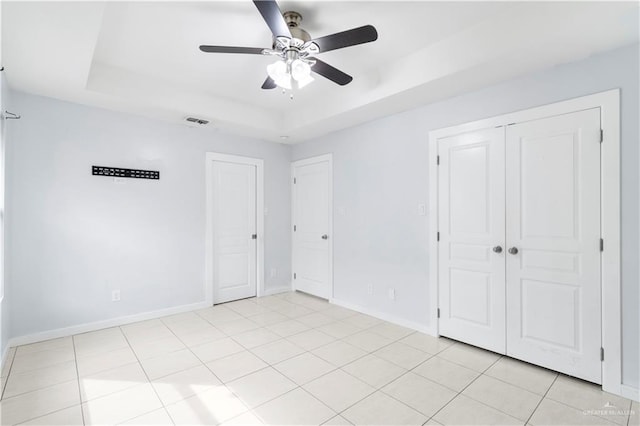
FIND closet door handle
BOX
[492,246,503,254]
[508,247,519,255]
[321,234,329,240]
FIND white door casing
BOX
[505,108,602,383]
[292,154,332,299]
[438,127,506,353]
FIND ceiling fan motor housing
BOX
[283,11,311,42]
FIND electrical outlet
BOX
[388,288,396,301]
[112,290,121,302]
[418,203,427,216]
[367,284,373,296]
[270,268,278,278]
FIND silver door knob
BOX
[492,246,503,254]
[321,234,329,240]
[508,247,519,255]
[251,234,257,240]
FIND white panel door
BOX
[293,157,331,299]
[438,127,506,353]
[505,108,602,383]
[212,161,257,304]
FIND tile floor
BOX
[0,291,636,425]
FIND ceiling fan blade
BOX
[312,25,378,53]
[312,59,353,86]
[262,76,277,89]
[253,0,291,37]
[199,45,265,54]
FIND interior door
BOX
[505,108,602,383]
[212,161,257,304]
[292,156,331,299]
[438,127,506,353]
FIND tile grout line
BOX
[71,334,87,426]
[0,347,17,400]
[524,374,558,425]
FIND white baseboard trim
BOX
[263,285,292,296]
[8,300,211,348]
[621,384,639,402]
[329,298,437,336]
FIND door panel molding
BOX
[205,152,264,304]
[428,89,621,395]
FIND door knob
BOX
[251,234,257,240]
[492,246,503,254]
[508,247,519,255]
[321,234,329,240]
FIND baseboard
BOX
[329,298,437,336]
[621,384,639,402]
[8,300,211,348]
[263,285,292,296]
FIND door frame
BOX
[291,153,333,299]
[205,152,264,305]
[428,89,621,395]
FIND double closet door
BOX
[438,108,602,384]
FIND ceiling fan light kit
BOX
[199,0,378,92]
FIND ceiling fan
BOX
[199,0,378,90]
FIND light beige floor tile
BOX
[303,369,375,412]
[438,343,501,372]
[277,304,315,319]
[286,329,336,351]
[484,356,558,395]
[140,348,201,380]
[296,298,331,312]
[323,415,353,425]
[224,300,270,317]
[254,295,291,309]
[216,318,261,336]
[76,347,138,377]
[4,360,77,398]
[74,329,130,358]
[151,364,221,405]
[119,407,174,425]
[0,380,80,425]
[246,311,288,327]
[529,398,617,425]
[367,322,414,341]
[121,319,164,333]
[266,320,311,337]
[11,347,75,374]
[177,326,227,347]
[373,342,431,369]
[274,352,335,385]
[342,354,407,388]
[341,391,427,426]
[413,356,480,392]
[16,338,73,356]
[82,383,163,425]
[546,375,632,425]
[463,374,542,421]
[162,312,202,324]
[233,328,281,349]
[322,306,359,321]
[433,394,522,425]
[382,372,456,417]
[197,307,244,324]
[312,340,367,367]
[1,347,16,378]
[19,405,84,425]
[206,351,268,383]
[123,324,175,344]
[227,367,296,408]
[166,318,217,337]
[252,388,335,426]
[342,313,381,329]
[165,385,248,425]
[399,333,455,355]
[220,411,264,425]
[316,321,362,339]
[191,337,245,363]
[250,339,305,365]
[129,335,186,360]
[80,362,148,401]
[295,312,335,328]
[343,331,393,352]
[629,401,639,426]
[424,419,443,425]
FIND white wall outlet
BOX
[111,290,121,302]
[388,288,396,301]
[270,268,278,278]
[337,206,347,216]
[418,203,427,216]
[367,284,373,296]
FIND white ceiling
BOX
[2,1,638,143]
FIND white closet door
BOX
[292,157,331,299]
[438,127,506,353]
[213,161,257,304]
[505,108,602,383]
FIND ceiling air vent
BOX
[185,117,209,125]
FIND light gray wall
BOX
[292,43,639,388]
[1,71,10,357]
[6,92,291,338]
